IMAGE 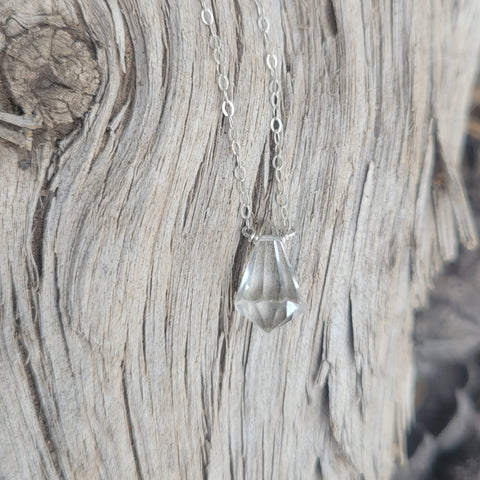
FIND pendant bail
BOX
[241,225,258,243]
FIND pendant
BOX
[234,229,305,332]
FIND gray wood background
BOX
[0,1,479,479]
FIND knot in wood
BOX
[2,26,99,135]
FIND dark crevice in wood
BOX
[53,253,73,374]
[323,378,330,420]
[311,217,336,384]
[242,322,253,372]
[24,246,44,363]
[217,293,227,343]
[176,57,195,157]
[109,0,136,124]
[163,287,170,363]
[231,229,249,294]
[323,0,338,37]
[156,16,170,119]
[431,120,450,257]
[73,2,100,58]
[232,0,244,74]
[315,457,324,479]
[47,147,61,183]
[160,34,168,90]
[348,291,364,406]
[217,333,226,410]
[10,272,65,480]
[31,173,53,280]
[183,150,205,230]
[220,261,234,337]
[347,291,355,357]
[0,44,21,115]
[121,358,144,480]
[310,322,325,393]
[201,458,209,479]
[199,374,212,480]
[182,76,207,230]
[352,163,371,243]
[252,139,273,226]
[267,134,276,195]
[228,437,235,479]
[228,0,244,95]
[281,32,291,112]
[280,370,288,423]
[432,120,448,191]
[141,261,154,371]
[407,242,415,283]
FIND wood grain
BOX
[0,1,479,479]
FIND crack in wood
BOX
[352,162,374,246]
[31,180,53,280]
[121,357,144,480]
[311,217,337,385]
[216,333,227,411]
[141,260,154,371]
[432,121,448,191]
[315,457,323,479]
[199,372,212,479]
[10,273,65,480]
[323,0,338,38]
[347,292,355,358]
[52,253,73,375]
[232,0,244,73]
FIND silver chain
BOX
[253,1,294,233]
[200,1,294,239]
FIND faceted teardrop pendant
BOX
[234,234,305,332]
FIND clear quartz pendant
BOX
[234,229,305,332]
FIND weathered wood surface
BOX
[0,1,479,479]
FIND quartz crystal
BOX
[234,234,304,332]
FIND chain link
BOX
[200,1,294,238]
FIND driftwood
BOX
[1,1,479,479]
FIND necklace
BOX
[200,1,304,332]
